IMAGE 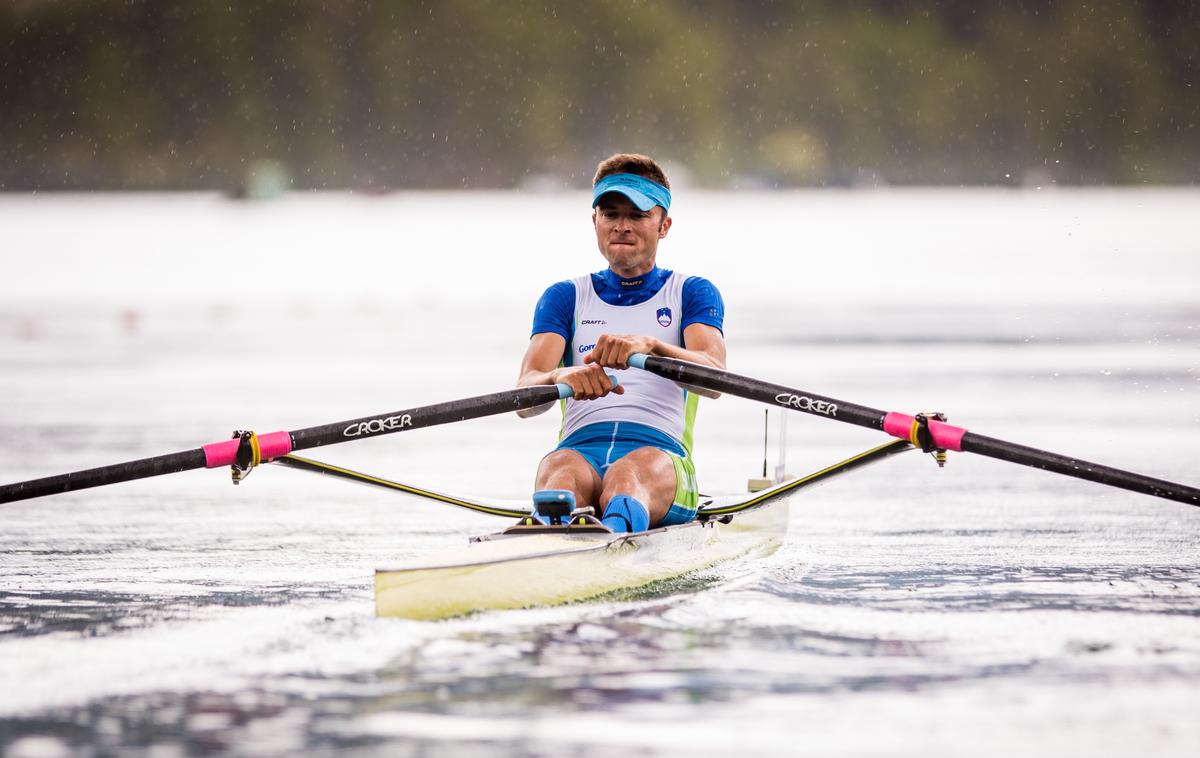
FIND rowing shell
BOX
[364,440,913,620]
[374,497,789,620]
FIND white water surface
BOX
[1,189,1198,757]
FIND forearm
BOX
[642,337,726,370]
[516,368,557,418]
[517,367,559,388]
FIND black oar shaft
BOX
[0,449,209,504]
[646,353,889,431]
[960,432,1198,504]
[287,386,561,452]
[0,385,564,504]
[634,354,1200,507]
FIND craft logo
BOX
[581,319,607,325]
[656,307,672,327]
[775,393,838,417]
[344,414,413,438]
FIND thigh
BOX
[535,448,603,507]
[658,451,699,526]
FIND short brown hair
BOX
[593,153,670,189]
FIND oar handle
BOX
[555,373,619,399]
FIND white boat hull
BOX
[374,499,789,619]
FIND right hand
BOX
[552,364,625,400]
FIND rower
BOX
[517,153,726,533]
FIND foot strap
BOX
[533,489,576,525]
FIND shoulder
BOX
[531,280,576,340]
[538,279,577,304]
[681,275,723,305]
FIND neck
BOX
[609,260,656,280]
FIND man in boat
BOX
[517,153,726,533]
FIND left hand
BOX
[583,334,658,370]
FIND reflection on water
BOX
[757,563,1200,615]
[4,523,1198,756]
[6,544,1197,756]
[2,191,1199,756]
[1,587,344,639]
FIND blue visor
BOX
[592,173,671,212]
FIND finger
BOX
[595,367,616,398]
[612,347,630,370]
[586,342,605,367]
[572,370,596,398]
[582,368,604,398]
[594,365,612,389]
[564,377,584,399]
[598,341,621,368]
[615,337,638,368]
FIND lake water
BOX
[1,189,1198,757]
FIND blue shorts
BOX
[554,421,699,526]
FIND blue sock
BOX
[602,495,650,533]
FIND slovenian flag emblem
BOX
[657,307,672,327]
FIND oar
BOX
[0,378,610,504]
[629,354,1200,507]
[272,454,530,519]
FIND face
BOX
[592,193,671,278]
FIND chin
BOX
[605,249,642,267]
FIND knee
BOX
[537,451,598,491]
[601,450,671,495]
[599,476,652,509]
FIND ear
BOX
[658,214,672,239]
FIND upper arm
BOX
[515,332,568,414]
[519,332,568,381]
[682,323,726,369]
[679,275,726,370]
[519,280,574,387]
[531,280,575,342]
[680,276,725,333]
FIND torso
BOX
[562,272,697,449]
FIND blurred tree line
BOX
[1,0,1196,190]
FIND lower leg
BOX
[599,448,677,530]
[600,494,651,532]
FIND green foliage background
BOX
[2,0,1196,189]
